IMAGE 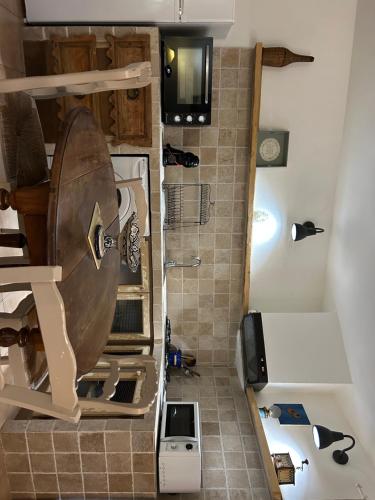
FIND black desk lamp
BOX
[312,424,356,465]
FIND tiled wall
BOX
[163,47,253,366]
[1,416,156,499]
[162,366,269,500]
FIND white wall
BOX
[262,313,351,384]
[324,0,375,469]
[218,0,357,312]
[256,387,375,500]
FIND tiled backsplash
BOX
[163,47,253,366]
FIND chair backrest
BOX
[78,354,158,417]
[0,62,152,99]
[0,265,80,422]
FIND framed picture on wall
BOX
[276,403,310,426]
[256,130,289,167]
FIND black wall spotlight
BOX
[291,221,325,241]
[312,425,356,465]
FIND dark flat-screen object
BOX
[241,312,268,391]
[165,404,195,437]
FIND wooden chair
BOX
[0,62,155,420]
[0,271,158,420]
[0,266,80,422]
[0,62,151,99]
[77,354,158,417]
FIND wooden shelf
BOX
[242,45,281,498]
[242,42,263,316]
[242,42,314,499]
[246,386,282,499]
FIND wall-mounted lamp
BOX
[291,221,325,241]
[312,424,356,465]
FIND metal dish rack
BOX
[163,183,214,229]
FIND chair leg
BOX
[0,256,29,267]
[0,327,29,347]
[0,326,43,349]
[0,228,23,234]
[0,385,80,422]
[0,233,26,248]
[0,283,31,293]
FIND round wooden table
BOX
[0,107,120,378]
[49,107,120,377]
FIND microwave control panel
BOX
[160,440,200,454]
[164,112,211,126]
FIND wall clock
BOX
[256,130,289,167]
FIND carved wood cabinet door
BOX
[23,33,152,146]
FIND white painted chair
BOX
[0,61,151,99]
[0,266,80,422]
[78,354,158,416]
[0,269,158,420]
[117,178,148,237]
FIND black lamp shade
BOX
[312,425,344,449]
[291,221,325,241]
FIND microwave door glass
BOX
[177,47,203,105]
[165,404,195,437]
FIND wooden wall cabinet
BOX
[23,34,152,146]
[107,35,152,147]
[51,35,101,123]
[25,0,235,27]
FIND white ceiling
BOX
[324,0,375,467]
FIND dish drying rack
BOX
[163,183,215,229]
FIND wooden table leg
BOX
[0,327,29,347]
[0,182,50,215]
[23,215,47,265]
[0,183,49,265]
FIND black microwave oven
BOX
[161,36,213,126]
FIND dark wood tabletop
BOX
[47,107,120,377]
